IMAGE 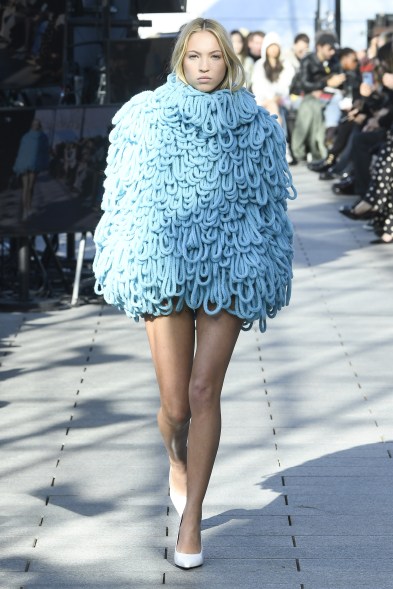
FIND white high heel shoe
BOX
[174,545,204,569]
[169,469,187,517]
[174,518,204,569]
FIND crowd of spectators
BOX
[49,135,107,208]
[234,25,393,246]
[0,0,65,76]
[302,32,393,245]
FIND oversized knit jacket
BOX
[93,74,296,332]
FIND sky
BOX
[138,0,392,50]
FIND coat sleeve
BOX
[99,91,154,212]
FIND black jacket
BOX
[297,52,338,94]
[341,69,362,101]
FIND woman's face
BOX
[182,30,227,93]
[266,43,280,59]
[231,32,244,56]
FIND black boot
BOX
[308,153,336,172]
[332,173,355,195]
[319,167,339,180]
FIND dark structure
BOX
[367,13,393,45]
[314,0,341,43]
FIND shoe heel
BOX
[169,468,186,517]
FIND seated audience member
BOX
[283,32,310,97]
[284,32,310,71]
[323,47,362,148]
[247,30,265,62]
[231,29,254,89]
[251,32,294,124]
[31,11,64,75]
[333,40,393,197]
[308,47,362,173]
[290,33,345,163]
[339,127,393,244]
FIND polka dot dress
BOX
[364,130,393,237]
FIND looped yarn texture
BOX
[93,74,296,332]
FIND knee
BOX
[159,398,190,429]
[189,378,218,413]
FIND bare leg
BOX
[353,200,372,214]
[26,171,37,212]
[177,308,242,554]
[145,307,195,497]
[21,171,36,217]
[21,173,29,218]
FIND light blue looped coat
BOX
[93,74,297,332]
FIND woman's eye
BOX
[212,54,222,60]
[188,54,198,59]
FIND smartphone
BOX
[362,72,374,85]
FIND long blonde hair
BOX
[171,18,246,92]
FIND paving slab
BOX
[163,560,301,587]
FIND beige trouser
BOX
[291,95,327,161]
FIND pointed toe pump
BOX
[174,518,204,570]
[174,546,204,569]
